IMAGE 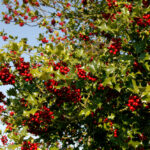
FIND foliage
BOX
[0,0,150,149]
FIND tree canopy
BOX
[0,0,150,149]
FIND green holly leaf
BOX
[141,85,150,102]
[108,113,115,120]
[115,84,121,92]
[23,108,38,117]
[55,43,65,56]
[103,77,112,87]
[49,147,59,150]
[132,79,139,94]
[7,144,22,150]
[30,68,42,78]
[79,108,91,117]
[26,94,37,105]
[128,140,141,149]
[7,88,17,96]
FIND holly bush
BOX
[0,0,150,149]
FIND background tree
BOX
[0,0,150,149]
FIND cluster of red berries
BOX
[134,14,150,28]
[24,15,28,20]
[23,0,28,4]
[53,62,70,75]
[20,98,28,107]
[10,50,17,55]
[106,0,118,8]
[26,106,54,135]
[1,135,8,145]
[3,4,39,26]
[90,108,102,125]
[126,96,142,111]
[108,38,122,55]
[142,0,149,8]
[55,86,81,105]
[114,129,118,137]
[3,14,12,24]
[5,121,13,131]
[133,61,146,73]
[145,103,150,109]
[76,64,82,69]
[32,63,41,69]
[143,14,150,25]
[79,33,90,41]
[59,21,65,26]
[5,4,37,23]
[45,79,81,104]
[103,118,117,137]
[66,3,71,7]
[59,65,70,74]
[97,83,105,90]
[102,13,117,22]
[0,65,15,85]
[31,16,38,22]
[77,68,87,79]
[97,84,120,102]
[14,57,33,82]
[31,1,39,6]
[21,141,38,150]
[87,73,97,82]
[103,117,109,123]
[44,79,58,92]
[138,133,147,141]
[41,37,49,43]
[23,0,39,6]
[0,105,5,114]
[124,4,132,12]
[77,66,97,81]
[2,36,8,41]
